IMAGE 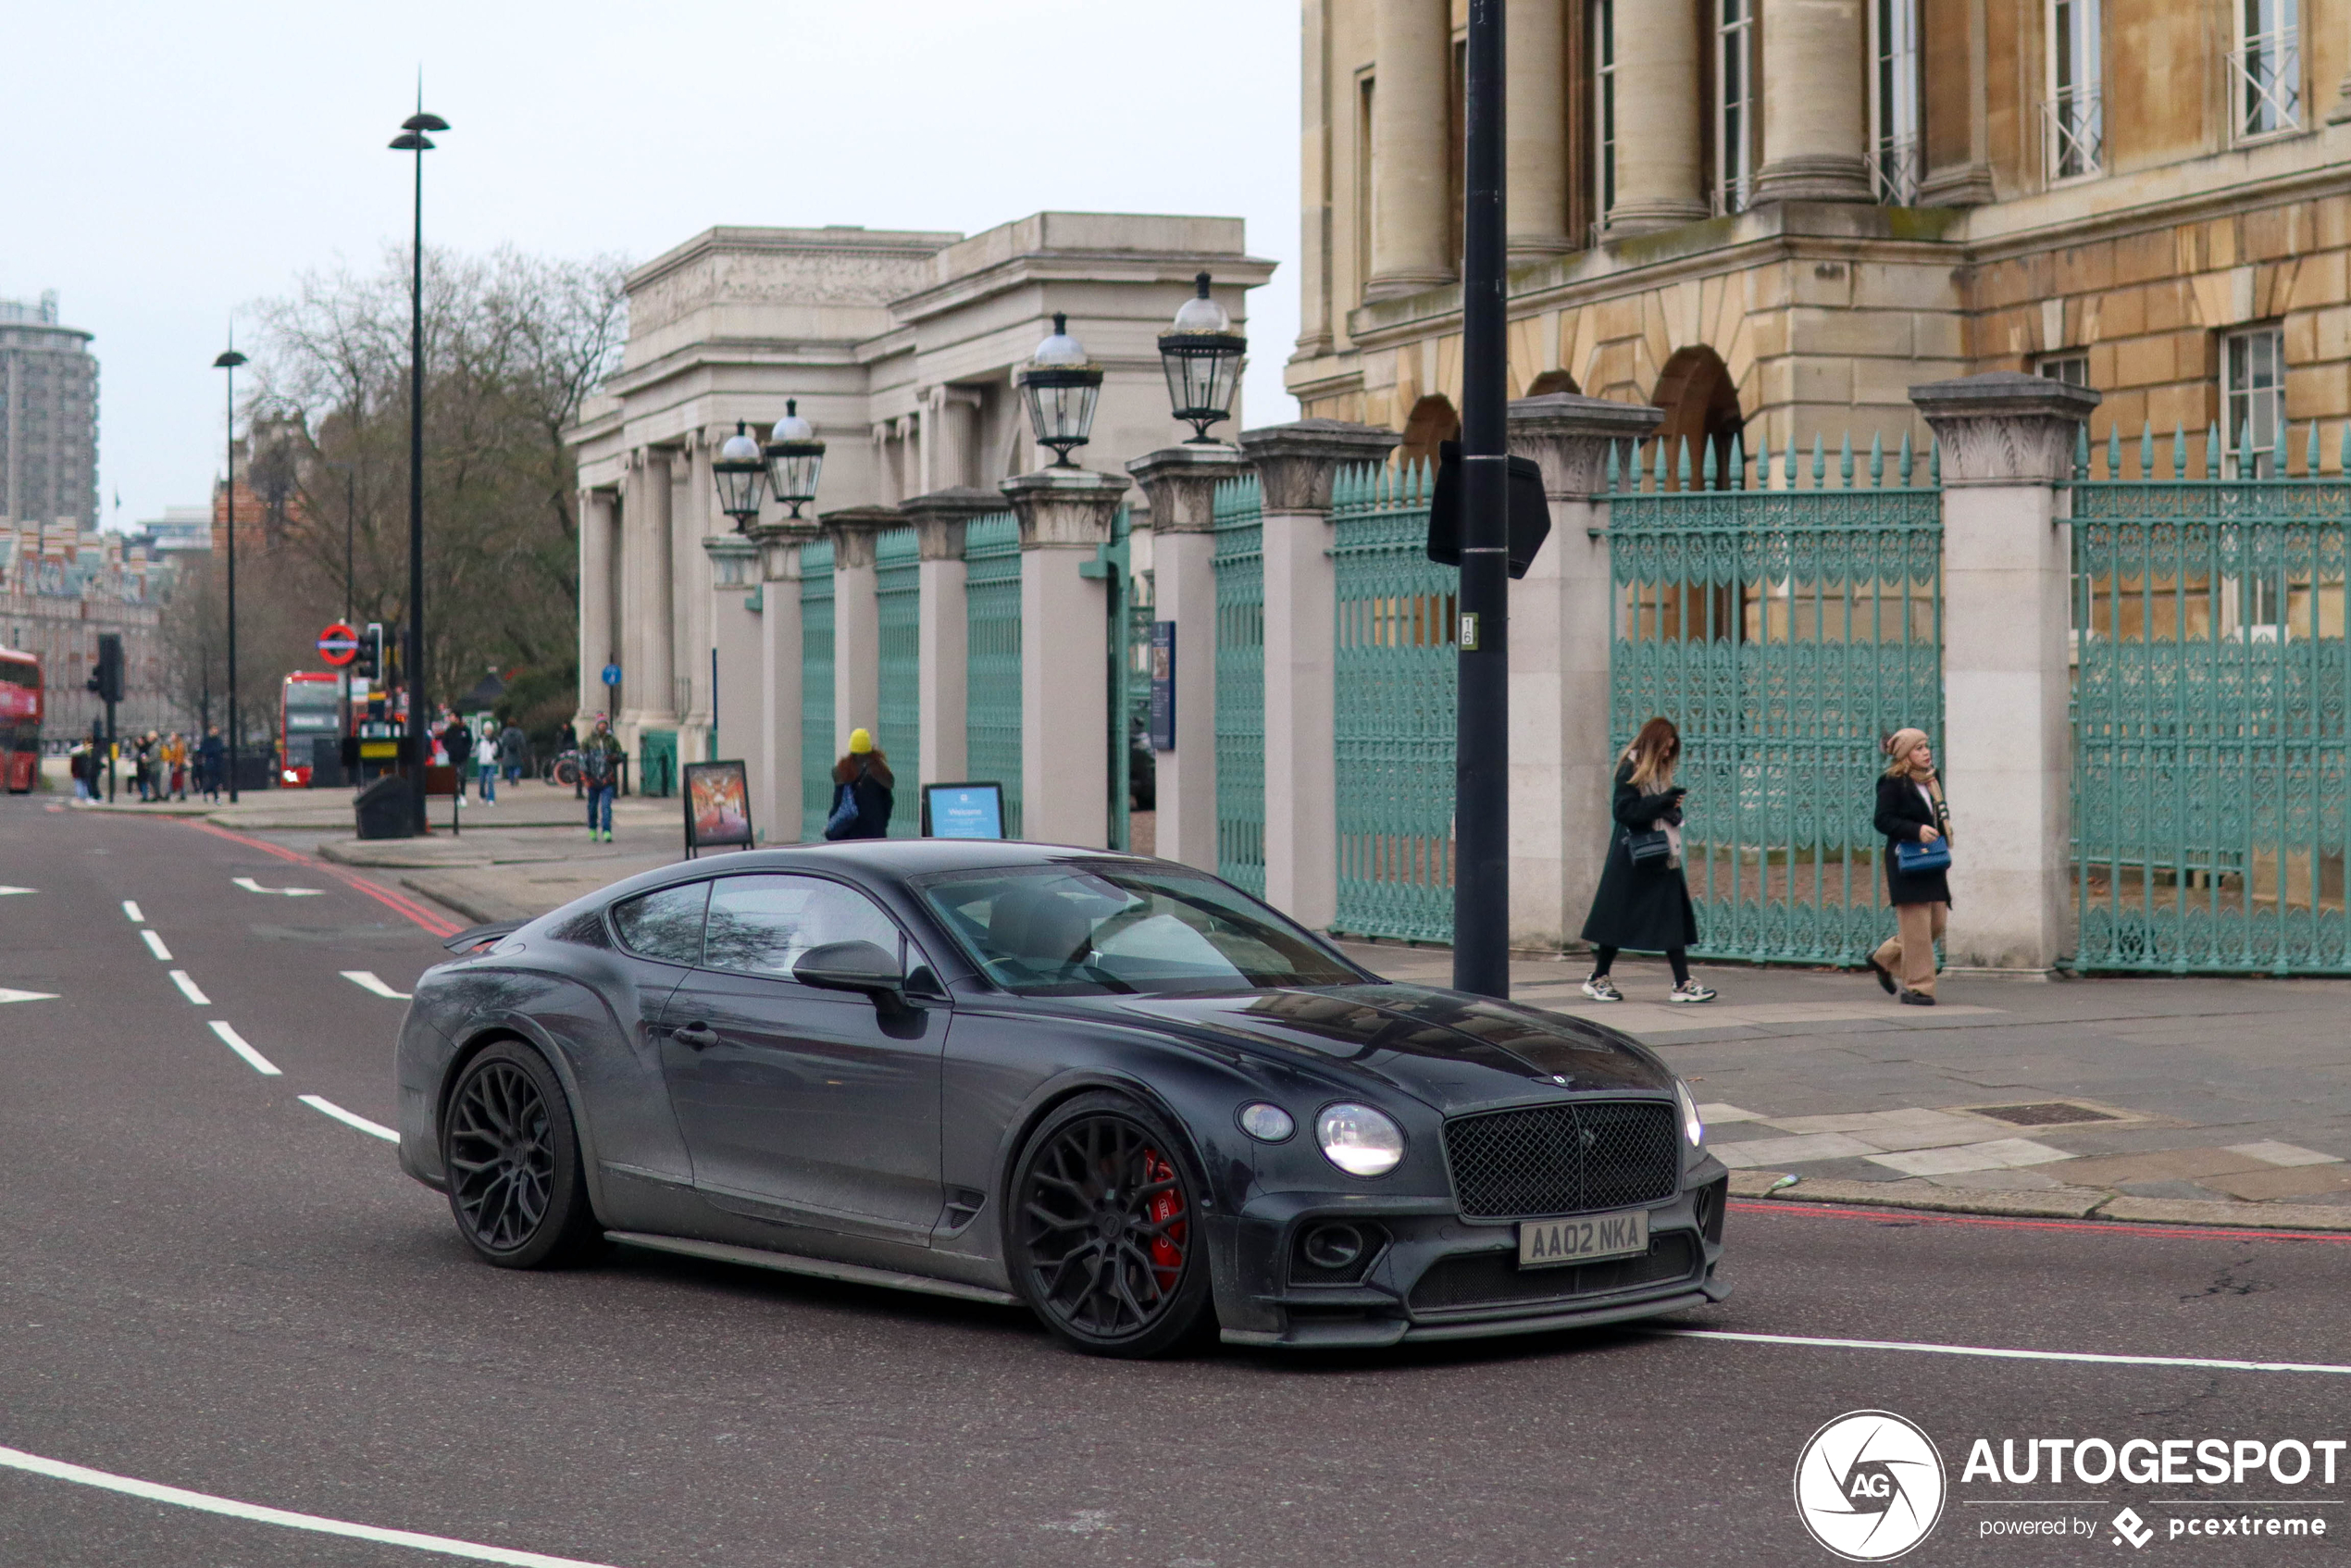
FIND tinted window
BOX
[611,881,710,964]
[702,875,902,979]
[914,865,1362,997]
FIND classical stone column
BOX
[1506,0,1572,258]
[1367,0,1453,299]
[1126,444,1251,872]
[577,488,617,730]
[1753,0,1872,205]
[703,533,759,774]
[1001,467,1131,848]
[1506,393,1661,952]
[671,435,716,763]
[1608,0,1708,231]
[822,505,897,759]
[748,524,814,841]
[901,486,1001,793]
[625,449,678,750]
[1242,419,1402,928]
[1910,372,2098,973]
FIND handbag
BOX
[1895,837,1951,874]
[823,780,860,840]
[1623,826,1673,867]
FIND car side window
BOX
[611,880,711,965]
[703,874,902,980]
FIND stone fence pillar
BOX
[1910,372,2099,973]
[901,487,1001,794]
[747,523,815,840]
[703,533,760,773]
[1126,445,1250,872]
[1506,393,1662,952]
[1002,467,1131,848]
[822,506,899,758]
[1242,419,1402,927]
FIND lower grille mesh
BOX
[1442,1101,1679,1219]
[1409,1233,1700,1313]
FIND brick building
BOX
[0,525,168,740]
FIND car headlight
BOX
[1315,1103,1405,1177]
[1674,1079,1705,1148]
[1238,1101,1295,1142]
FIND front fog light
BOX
[1315,1103,1404,1177]
[1675,1079,1705,1147]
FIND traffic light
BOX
[355,622,383,681]
[85,633,123,704]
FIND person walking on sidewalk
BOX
[1579,716,1715,1004]
[198,727,224,801]
[474,719,499,805]
[823,728,894,840]
[1869,727,1953,1006]
[580,718,623,841]
[498,720,529,787]
[441,716,473,808]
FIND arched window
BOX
[1524,369,1582,398]
[1398,393,1461,473]
[1648,347,1745,487]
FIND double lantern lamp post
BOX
[712,401,828,530]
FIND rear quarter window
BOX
[610,881,709,964]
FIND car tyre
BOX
[1006,1090,1214,1358]
[442,1041,602,1269]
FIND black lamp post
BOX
[1158,272,1246,442]
[1017,314,1104,467]
[390,103,447,835]
[213,346,247,803]
[712,421,768,529]
[761,401,826,520]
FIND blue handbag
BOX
[1895,838,1950,874]
[823,781,860,840]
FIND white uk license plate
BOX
[1517,1207,1649,1270]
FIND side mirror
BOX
[793,940,905,997]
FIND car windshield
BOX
[914,864,1363,997]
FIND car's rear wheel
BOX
[1007,1091,1213,1357]
[442,1041,601,1269]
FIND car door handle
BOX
[672,1022,718,1049]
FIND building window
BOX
[1356,76,1375,305]
[2044,0,2104,180]
[1594,0,1617,230]
[2222,326,2286,477]
[2235,0,2301,140]
[1870,0,1922,204]
[2038,354,2090,387]
[1715,0,1755,215]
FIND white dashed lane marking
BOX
[140,930,171,962]
[341,970,412,1001]
[0,987,58,1004]
[232,877,323,897]
[205,1021,280,1076]
[299,1095,397,1142]
[168,971,210,1005]
[120,900,143,922]
[0,886,35,897]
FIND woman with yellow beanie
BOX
[823,727,896,840]
[1869,727,1952,1004]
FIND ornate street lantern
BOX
[1017,313,1103,467]
[712,420,768,529]
[762,399,826,520]
[1158,271,1246,443]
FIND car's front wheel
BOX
[442,1041,601,1268]
[1007,1091,1213,1357]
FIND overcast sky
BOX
[10,0,1300,531]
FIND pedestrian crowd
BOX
[68,727,228,803]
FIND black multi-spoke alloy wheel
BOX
[442,1041,601,1269]
[1008,1092,1213,1357]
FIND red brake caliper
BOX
[1141,1150,1185,1288]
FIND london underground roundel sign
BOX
[317,622,361,666]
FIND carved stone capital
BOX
[1239,419,1402,514]
[818,504,903,568]
[1126,444,1250,534]
[899,486,1005,561]
[1506,394,1664,501]
[1000,467,1131,551]
[1910,372,2100,487]
[745,518,820,581]
[702,533,759,590]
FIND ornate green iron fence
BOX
[964,511,1024,838]
[876,524,922,838]
[2071,422,2349,973]
[1606,434,1943,965]
[1330,461,1456,941]
[799,538,836,842]
[1098,507,1154,852]
[1213,475,1265,895]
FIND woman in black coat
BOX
[825,728,895,840]
[1868,726,1952,1004]
[1579,716,1715,1003]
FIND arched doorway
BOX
[1649,346,1745,488]
[1398,393,1460,473]
[1524,369,1582,397]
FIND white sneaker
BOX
[1581,975,1623,1002]
[1668,980,1718,1003]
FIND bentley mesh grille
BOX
[1442,1101,1679,1219]
[1408,1233,1700,1314]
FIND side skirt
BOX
[604,1230,1021,1307]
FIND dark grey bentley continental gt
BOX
[395,840,1729,1356]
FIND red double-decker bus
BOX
[280,670,342,785]
[0,645,40,793]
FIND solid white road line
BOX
[231,877,323,897]
[341,970,412,1001]
[120,899,143,922]
[1655,1328,2351,1378]
[299,1094,398,1142]
[0,1444,630,1568]
[140,930,172,961]
[168,971,210,1005]
[205,1021,280,1076]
